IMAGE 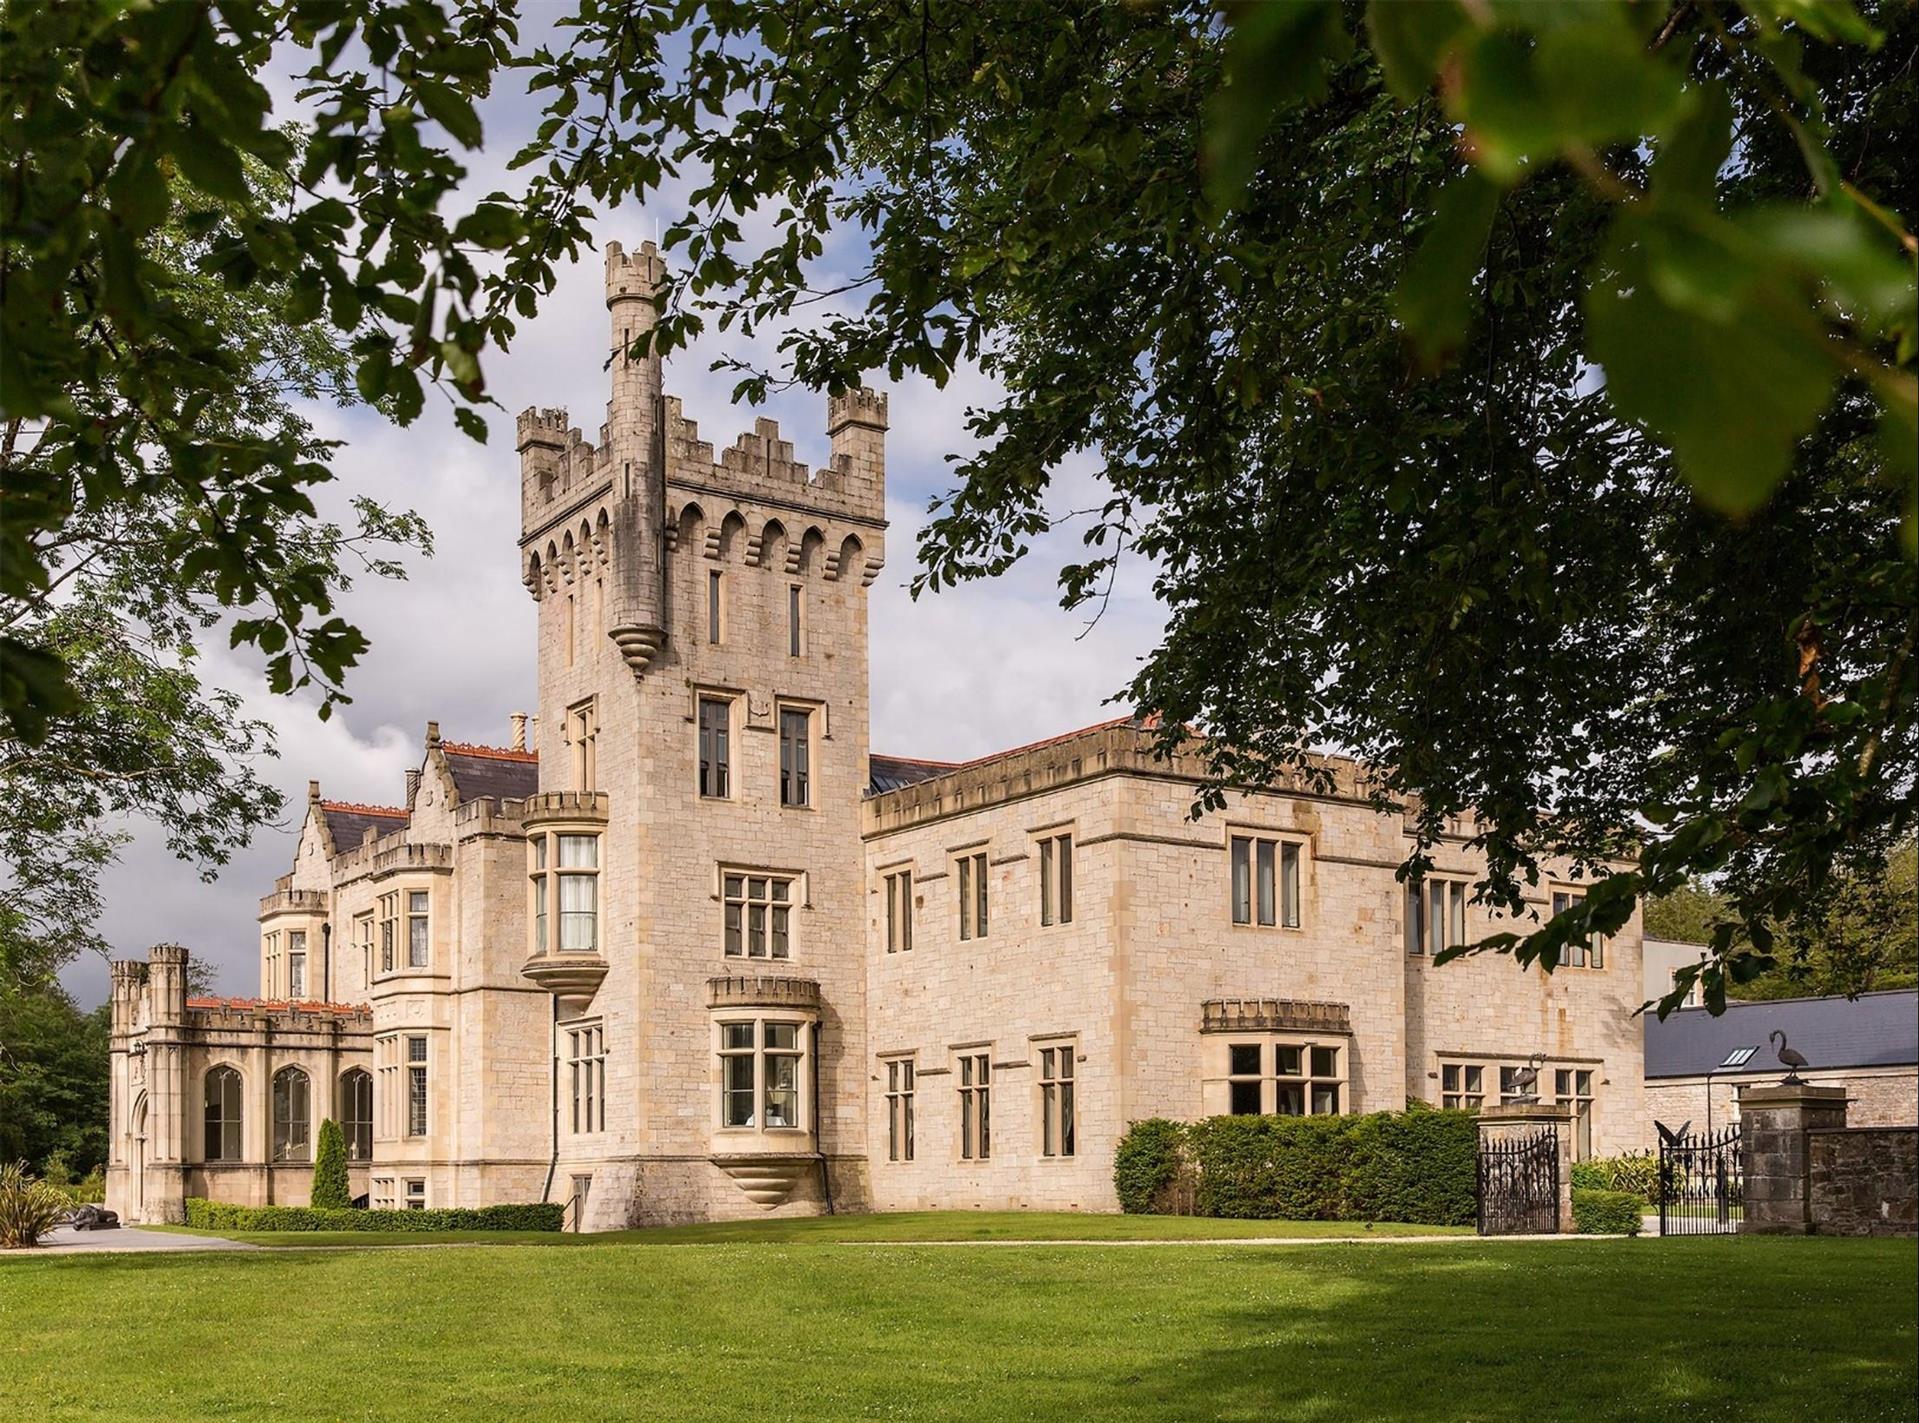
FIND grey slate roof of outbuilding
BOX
[440,744,541,803]
[320,804,408,852]
[867,754,957,796]
[1643,989,1919,1080]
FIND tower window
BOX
[779,707,812,807]
[698,696,731,798]
[788,584,803,657]
[708,569,723,644]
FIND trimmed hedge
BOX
[184,1198,563,1233]
[1572,1188,1644,1236]
[1114,1118,1190,1214]
[1114,1107,1478,1226]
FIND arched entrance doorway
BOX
[129,1093,149,1220]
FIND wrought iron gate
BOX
[1657,1122,1742,1236]
[1476,1127,1560,1235]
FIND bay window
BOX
[716,1018,809,1133]
[527,830,602,957]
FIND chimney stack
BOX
[404,769,422,806]
[510,712,528,752]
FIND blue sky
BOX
[64,25,1165,1005]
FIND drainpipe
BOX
[540,997,560,1205]
[320,922,332,1003]
[812,1020,834,1215]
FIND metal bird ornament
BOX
[1771,1030,1810,1085]
[1509,1051,1547,1103]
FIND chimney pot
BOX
[510,712,528,752]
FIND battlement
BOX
[605,239,666,304]
[663,393,887,528]
[827,387,889,435]
[331,831,452,886]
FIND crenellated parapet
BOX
[331,834,453,888]
[258,888,327,920]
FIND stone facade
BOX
[1740,1084,1918,1237]
[108,239,1649,1227]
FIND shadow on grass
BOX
[1106,1240,1917,1423]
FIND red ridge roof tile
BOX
[440,741,539,762]
[187,996,370,1014]
[318,800,409,818]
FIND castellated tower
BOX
[515,240,887,1226]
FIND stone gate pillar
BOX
[1477,1102,1574,1233]
[1739,1083,1849,1235]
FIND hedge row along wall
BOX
[184,1199,564,1232]
[1114,1108,1478,1226]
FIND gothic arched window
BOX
[339,1068,373,1162]
[204,1066,243,1161]
[272,1066,311,1163]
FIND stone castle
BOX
[106,241,1646,1228]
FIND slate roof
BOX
[1643,989,1919,1079]
[440,742,540,803]
[320,802,408,852]
[867,715,1156,797]
[867,754,958,795]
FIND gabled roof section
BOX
[320,801,409,854]
[439,741,540,803]
[1643,989,1919,1080]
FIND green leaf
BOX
[414,80,485,149]
[1366,0,1469,105]
[1396,172,1501,361]
[1587,222,1836,514]
[0,637,79,744]
[453,406,489,443]
[1206,1,1351,213]
[1453,19,1687,181]
[168,123,249,202]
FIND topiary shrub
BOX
[1113,1119,1191,1213]
[0,1161,71,1248]
[1570,1151,1661,1205]
[310,1119,352,1209]
[184,1198,564,1232]
[1572,1188,1644,1235]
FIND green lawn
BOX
[2,1234,1911,1422]
[138,1209,1471,1247]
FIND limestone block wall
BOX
[862,772,1126,1212]
[1111,769,1409,1130]
[1808,1126,1918,1236]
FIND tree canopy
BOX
[3,0,1913,1014]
